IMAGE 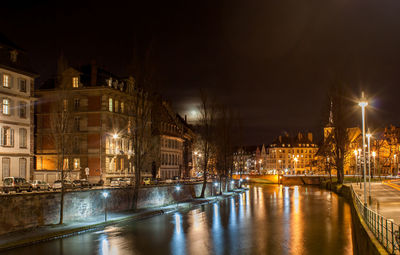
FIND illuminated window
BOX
[1,127,14,147]
[2,99,10,115]
[107,78,112,87]
[63,158,69,170]
[109,98,113,112]
[121,102,124,113]
[72,77,79,88]
[3,74,10,88]
[73,158,80,169]
[63,99,68,111]
[115,100,119,112]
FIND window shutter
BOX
[0,127,3,146]
[0,74,2,87]
[11,129,14,147]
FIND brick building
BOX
[34,62,144,183]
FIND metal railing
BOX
[351,184,400,254]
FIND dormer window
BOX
[107,78,112,87]
[10,50,18,63]
[72,77,79,88]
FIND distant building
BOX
[0,34,37,184]
[265,132,318,174]
[233,145,258,174]
[151,98,195,179]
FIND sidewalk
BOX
[0,189,245,252]
[352,181,400,224]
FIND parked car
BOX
[52,180,73,190]
[110,180,120,187]
[142,177,151,185]
[79,179,92,189]
[31,180,51,191]
[2,177,33,193]
[72,180,82,189]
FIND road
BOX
[353,180,400,224]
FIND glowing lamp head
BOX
[231,180,234,184]
[102,192,109,198]
[214,182,218,187]
[354,150,358,155]
[372,151,376,157]
[113,134,118,139]
[176,185,181,191]
[358,101,368,108]
[239,178,243,182]
[366,133,372,139]
[246,177,249,180]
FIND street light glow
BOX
[176,185,181,191]
[102,191,109,198]
[113,133,118,139]
[372,151,376,157]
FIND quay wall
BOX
[0,183,219,236]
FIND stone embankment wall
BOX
[322,183,387,255]
[0,183,217,236]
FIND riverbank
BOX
[320,182,389,255]
[0,189,246,252]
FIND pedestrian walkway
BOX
[0,190,244,252]
[353,181,400,225]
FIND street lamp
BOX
[175,185,181,209]
[102,191,109,222]
[366,132,372,204]
[359,91,368,205]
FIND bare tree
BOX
[128,41,157,210]
[215,105,235,193]
[319,84,352,184]
[197,89,217,198]
[50,91,73,224]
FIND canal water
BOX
[3,185,353,255]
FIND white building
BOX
[0,35,37,184]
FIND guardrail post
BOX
[391,220,394,253]
[386,219,389,249]
[381,216,384,243]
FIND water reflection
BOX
[3,185,354,255]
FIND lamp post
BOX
[102,191,109,222]
[359,92,368,205]
[354,149,358,177]
[175,185,181,209]
[366,132,372,204]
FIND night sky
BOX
[2,0,400,145]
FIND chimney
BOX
[184,115,187,123]
[90,60,97,86]
[307,132,313,142]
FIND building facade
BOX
[265,132,318,174]
[152,99,195,179]
[35,63,144,183]
[0,35,37,184]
